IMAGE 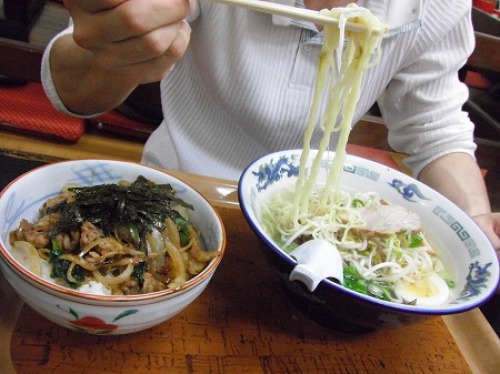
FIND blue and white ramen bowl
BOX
[238,149,499,333]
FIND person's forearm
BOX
[50,34,138,115]
[418,152,491,218]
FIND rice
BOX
[39,258,112,296]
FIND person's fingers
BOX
[72,0,191,47]
[473,213,500,251]
[91,20,190,67]
[92,20,191,83]
[63,0,127,13]
[130,21,191,83]
[108,0,191,41]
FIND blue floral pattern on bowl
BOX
[388,179,430,202]
[454,262,494,303]
[245,150,498,310]
[4,162,124,234]
[252,155,300,191]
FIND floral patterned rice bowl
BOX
[0,160,226,335]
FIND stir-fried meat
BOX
[80,221,102,247]
[141,272,167,293]
[99,241,130,258]
[120,279,140,295]
[8,177,212,295]
[187,225,217,263]
[39,191,73,216]
[188,259,207,275]
[9,213,60,248]
[356,204,421,235]
[53,228,80,252]
[119,272,168,295]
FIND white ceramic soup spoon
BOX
[289,239,343,292]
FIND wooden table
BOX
[0,129,144,164]
[1,133,499,374]
[2,203,499,374]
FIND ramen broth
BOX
[262,183,454,305]
[262,5,453,305]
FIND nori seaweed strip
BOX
[46,176,194,238]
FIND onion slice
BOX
[92,263,134,285]
[11,241,41,276]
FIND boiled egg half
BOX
[396,273,450,306]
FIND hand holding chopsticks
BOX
[208,0,387,35]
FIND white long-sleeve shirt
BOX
[41,0,476,181]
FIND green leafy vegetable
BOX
[49,239,84,287]
[409,235,423,248]
[132,262,147,289]
[343,265,393,301]
[174,216,191,246]
[444,278,456,289]
[351,198,365,208]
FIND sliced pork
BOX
[356,204,421,235]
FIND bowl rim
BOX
[238,149,499,315]
[0,159,227,303]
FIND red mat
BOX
[0,81,158,143]
[0,82,85,143]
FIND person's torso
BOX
[149,0,431,179]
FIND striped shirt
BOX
[42,0,476,181]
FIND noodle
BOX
[294,4,386,221]
[263,6,452,305]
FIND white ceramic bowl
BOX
[238,149,499,332]
[0,160,226,335]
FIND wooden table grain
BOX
[7,207,474,373]
[1,132,499,373]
